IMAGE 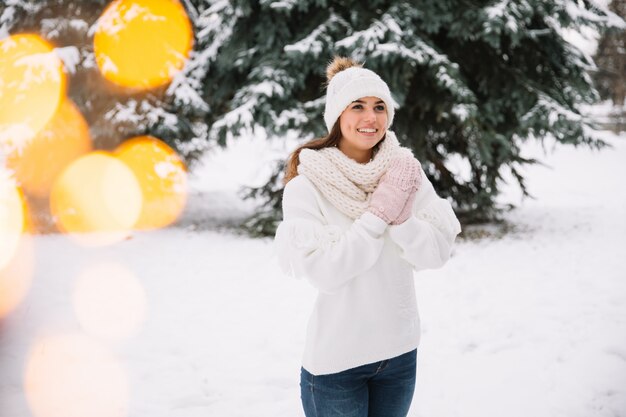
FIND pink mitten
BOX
[368,156,422,224]
[391,160,422,225]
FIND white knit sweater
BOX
[274,172,461,376]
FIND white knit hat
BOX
[323,66,396,133]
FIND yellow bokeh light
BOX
[0,34,65,150]
[49,151,142,246]
[115,136,187,230]
[73,262,147,341]
[24,333,129,417]
[94,0,193,89]
[5,99,92,198]
[0,234,34,319]
[0,175,26,270]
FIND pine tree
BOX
[185,0,623,235]
[594,0,626,106]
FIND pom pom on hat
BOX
[326,57,363,81]
[323,56,396,133]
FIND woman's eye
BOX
[375,105,386,111]
[352,104,363,110]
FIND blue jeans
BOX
[300,349,417,417]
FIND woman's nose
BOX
[363,109,377,122]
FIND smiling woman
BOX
[274,57,462,417]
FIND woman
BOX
[274,57,461,417]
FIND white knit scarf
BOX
[298,131,413,219]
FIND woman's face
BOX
[338,96,388,158]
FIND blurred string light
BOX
[0,233,34,319]
[48,135,188,243]
[49,151,142,246]
[0,174,25,269]
[73,262,147,342]
[115,136,188,230]
[1,2,194,245]
[0,34,66,150]
[24,333,129,417]
[94,0,193,89]
[5,99,92,198]
[0,173,34,318]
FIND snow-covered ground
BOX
[1,131,625,417]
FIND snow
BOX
[54,46,80,74]
[8,47,63,86]
[97,3,149,36]
[582,99,626,130]
[0,6,16,38]
[166,74,209,112]
[521,94,585,127]
[247,79,285,98]
[98,54,119,75]
[376,42,427,65]
[484,0,521,34]
[451,103,473,121]
[484,1,507,19]
[443,152,472,183]
[554,0,625,58]
[208,97,257,138]
[41,18,89,40]
[103,100,179,130]
[2,126,626,417]
[265,0,298,12]
[188,132,298,191]
[68,18,89,32]
[0,123,35,152]
[284,18,333,57]
[1,1,44,38]
[336,18,388,54]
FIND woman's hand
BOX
[368,155,422,224]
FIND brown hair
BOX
[283,121,343,185]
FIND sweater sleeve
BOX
[274,176,388,294]
[387,174,462,271]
